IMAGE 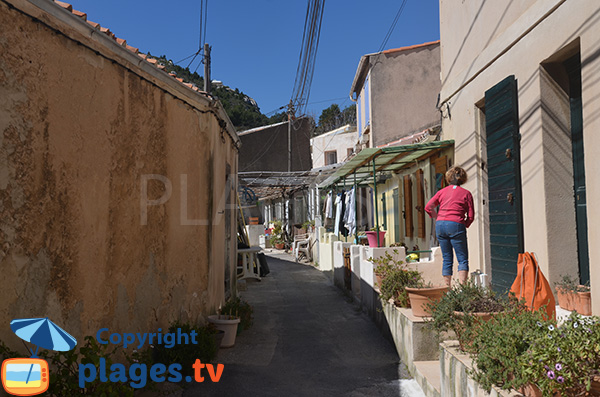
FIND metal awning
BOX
[317,140,454,189]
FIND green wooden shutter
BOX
[485,75,524,293]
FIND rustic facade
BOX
[0,0,239,344]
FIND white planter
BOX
[208,315,240,347]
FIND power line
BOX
[290,0,326,117]
[378,0,408,52]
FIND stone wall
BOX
[0,0,238,346]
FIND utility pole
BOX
[287,100,295,172]
[204,43,211,94]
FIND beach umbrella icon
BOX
[10,318,77,357]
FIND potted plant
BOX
[208,308,241,348]
[555,274,577,311]
[221,296,254,334]
[520,312,600,396]
[365,226,386,247]
[370,250,422,307]
[575,283,591,316]
[405,283,449,317]
[427,280,507,352]
[469,301,554,394]
[302,219,315,232]
[270,236,285,250]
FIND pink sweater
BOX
[425,185,474,227]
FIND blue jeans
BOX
[436,220,469,276]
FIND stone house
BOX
[438,0,599,303]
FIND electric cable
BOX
[378,0,408,52]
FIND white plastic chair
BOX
[295,236,312,262]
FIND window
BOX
[325,150,337,165]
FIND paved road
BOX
[184,252,414,397]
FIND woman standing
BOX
[425,166,474,286]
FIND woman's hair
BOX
[445,166,468,186]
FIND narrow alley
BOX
[185,252,422,397]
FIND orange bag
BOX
[510,252,556,320]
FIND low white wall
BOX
[245,225,264,247]
[318,228,338,274]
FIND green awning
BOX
[317,140,454,188]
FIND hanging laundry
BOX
[334,192,343,235]
[345,187,356,235]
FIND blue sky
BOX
[66,0,440,119]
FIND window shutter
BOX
[416,169,426,238]
[403,175,413,237]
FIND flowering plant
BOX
[521,312,600,395]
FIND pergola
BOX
[317,140,455,246]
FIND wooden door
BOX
[485,76,524,292]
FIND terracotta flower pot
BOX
[405,286,449,317]
[365,231,386,247]
[555,287,570,311]
[576,290,592,316]
[275,243,285,250]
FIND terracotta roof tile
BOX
[52,0,205,98]
[383,40,440,55]
[55,1,72,12]
[72,9,86,20]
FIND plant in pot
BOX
[365,226,386,247]
[469,300,554,395]
[405,282,450,318]
[371,250,423,308]
[221,296,254,334]
[575,283,591,316]
[208,308,241,348]
[270,236,285,250]
[520,312,600,396]
[555,274,577,311]
[426,280,507,352]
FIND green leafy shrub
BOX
[426,280,507,353]
[371,250,423,307]
[221,296,254,332]
[521,312,600,395]
[470,302,552,393]
[0,336,134,396]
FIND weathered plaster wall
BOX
[370,43,441,147]
[439,0,600,313]
[238,118,312,172]
[0,0,238,345]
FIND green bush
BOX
[0,336,134,396]
[470,302,552,393]
[426,280,507,352]
[371,250,423,307]
[221,297,254,332]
